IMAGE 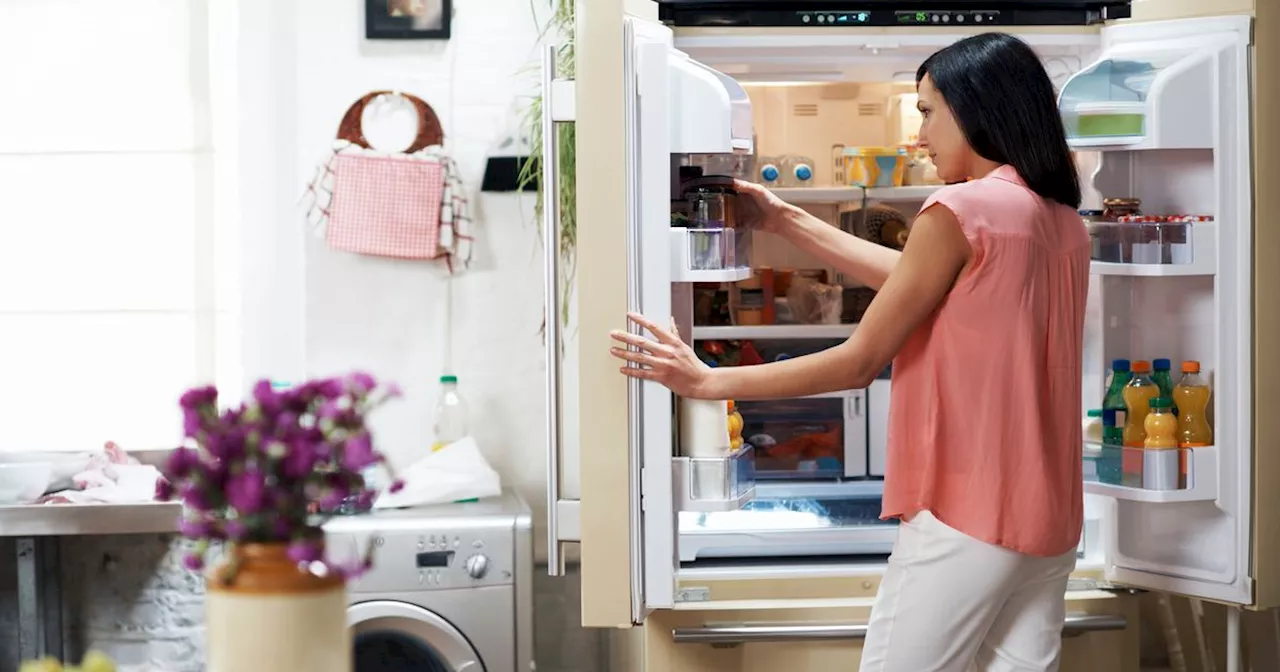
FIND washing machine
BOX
[323,490,534,672]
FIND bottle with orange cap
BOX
[727,400,744,451]
[1173,361,1213,447]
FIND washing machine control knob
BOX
[465,553,489,579]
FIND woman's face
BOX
[916,75,972,183]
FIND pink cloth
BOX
[325,154,445,260]
[881,165,1090,557]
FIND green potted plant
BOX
[520,0,576,329]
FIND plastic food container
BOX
[1070,102,1146,138]
[1088,215,1210,264]
[841,146,908,188]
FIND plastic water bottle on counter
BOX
[432,374,469,452]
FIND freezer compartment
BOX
[677,481,894,562]
[671,227,752,282]
[1087,219,1215,274]
[673,444,756,512]
[1084,443,1217,503]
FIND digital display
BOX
[416,551,454,568]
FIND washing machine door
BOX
[348,600,485,672]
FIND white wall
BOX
[283,1,551,519]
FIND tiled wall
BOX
[0,536,605,672]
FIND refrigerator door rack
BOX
[1088,219,1217,276]
[1084,443,1219,503]
[672,444,756,512]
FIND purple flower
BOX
[179,518,211,539]
[287,539,324,564]
[347,372,377,395]
[182,553,205,571]
[179,386,218,411]
[177,482,211,511]
[281,440,319,479]
[341,433,376,471]
[223,518,248,540]
[209,427,246,461]
[154,478,174,501]
[182,409,204,438]
[226,468,267,514]
[389,479,405,494]
[252,379,283,415]
[165,447,200,479]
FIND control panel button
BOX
[465,553,490,579]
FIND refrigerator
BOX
[541,0,1280,633]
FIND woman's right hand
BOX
[733,179,795,236]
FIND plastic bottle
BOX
[1122,360,1159,447]
[1152,358,1176,413]
[1174,360,1213,447]
[1143,396,1180,490]
[1083,409,1103,444]
[1102,359,1132,430]
[431,375,469,452]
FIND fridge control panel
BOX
[657,2,1130,27]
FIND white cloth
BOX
[859,511,1077,672]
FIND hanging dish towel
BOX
[303,91,474,271]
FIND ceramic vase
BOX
[205,543,351,672]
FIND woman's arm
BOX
[732,180,902,291]
[776,204,903,291]
[610,203,972,400]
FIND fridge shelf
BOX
[767,185,941,204]
[673,444,756,512]
[692,324,857,340]
[1083,443,1218,503]
[1089,220,1216,277]
[670,227,752,283]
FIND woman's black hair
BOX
[917,33,1081,209]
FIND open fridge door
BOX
[552,5,755,626]
[1064,14,1253,604]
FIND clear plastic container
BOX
[1088,218,1204,265]
[687,228,736,270]
[841,146,908,187]
[757,156,782,187]
[775,154,816,188]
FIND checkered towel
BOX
[303,140,474,272]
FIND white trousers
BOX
[858,511,1077,672]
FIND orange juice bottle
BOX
[1143,396,1181,490]
[1122,360,1159,447]
[1143,397,1178,448]
[1174,361,1213,447]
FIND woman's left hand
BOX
[610,313,716,399]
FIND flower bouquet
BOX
[157,372,403,579]
[158,373,402,672]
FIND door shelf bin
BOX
[671,227,752,283]
[1083,443,1218,503]
[673,444,756,512]
[1088,220,1216,276]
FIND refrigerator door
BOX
[1080,15,1253,605]
[563,6,755,625]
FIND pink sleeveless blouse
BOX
[881,164,1090,557]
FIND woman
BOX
[610,33,1088,672]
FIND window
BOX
[0,0,241,452]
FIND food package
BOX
[786,277,843,325]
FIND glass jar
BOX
[685,176,739,230]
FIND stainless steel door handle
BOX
[542,43,565,577]
[671,613,1127,645]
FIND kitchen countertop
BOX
[0,448,181,537]
[0,501,181,537]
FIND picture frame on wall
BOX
[365,0,452,40]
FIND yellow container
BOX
[842,146,908,188]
